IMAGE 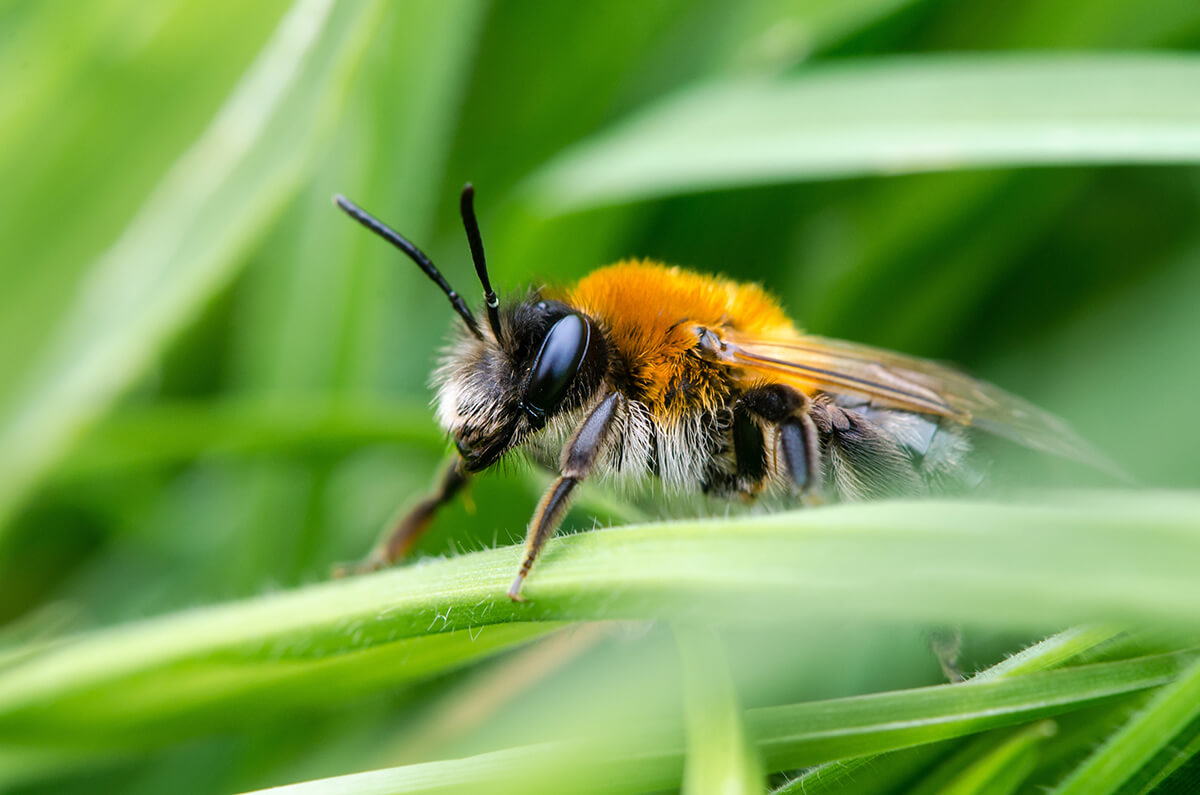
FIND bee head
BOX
[435,297,608,472]
[334,185,608,473]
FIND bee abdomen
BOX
[820,398,980,499]
[812,402,920,500]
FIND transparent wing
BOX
[722,331,1112,470]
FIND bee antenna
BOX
[459,183,504,346]
[332,194,483,341]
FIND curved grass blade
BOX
[775,625,1123,794]
[676,625,764,794]
[1117,715,1200,795]
[0,0,383,535]
[0,497,1196,747]
[1050,655,1200,795]
[750,652,1196,771]
[906,721,1056,795]
[527,55,1200,211]
[238,651,1197,795]
[57,399,441,478]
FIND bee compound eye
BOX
[523,313,591,416]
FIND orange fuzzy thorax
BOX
[553,260,799,420]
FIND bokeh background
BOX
[2,0,1199,793]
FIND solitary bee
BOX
[334,186,1101,601]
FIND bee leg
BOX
[740,384,822,497]
[779,413,822,497]
[731,407,768,492]
[332,457,469,577]
[508,391,623,602]
[928,626,966,683]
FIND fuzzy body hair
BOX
[331,191,1088,601]
[433,261,977,501]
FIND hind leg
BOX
[928,626,966,683]
[739,384,822,497]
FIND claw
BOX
[331,554,385,579]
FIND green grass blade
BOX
[1118,717,1200,795]
[527,55,1200,210]
[0,496,1197,746]
[750,652,1195,770]
[908,721,1056,795]
[972,626,1126,681]
[1050,655,1200,795]
[241,739,680,795]
[775,626,1124,794]
[57,399,441,478]
[0,0,382,535]
[676,626,764,795]
[237,652,1197,795]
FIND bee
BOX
[333,185,1102,601]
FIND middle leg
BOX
[739,383,822,496]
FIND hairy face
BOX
[433,296,610,473]
[433,331,527,472]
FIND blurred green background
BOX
[2,0,1200,793]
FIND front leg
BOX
[334,457,469,577]
[508,391,623,601]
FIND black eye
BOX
[524,313,591,417]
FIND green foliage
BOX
[2,0,1199,792]
[528,56,1200,210]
